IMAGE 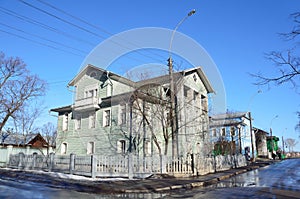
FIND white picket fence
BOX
[7,153,247,178]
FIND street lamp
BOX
[168,9,196,158]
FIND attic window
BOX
[90,71,97,78]
[193,74,197,82]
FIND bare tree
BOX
[296,112,300,136]
[0,52,46,134]
[40,122,56,154]
[251,12,300,89]
[285,138,298,152]
[132,86,170,155]
[124,71,172,156]
[252,13,300,135]
[11,103,43,145]
[125,70,210,157]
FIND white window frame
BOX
[61,142,67,154]
[84,84,98,99]
[221,128,226,137]
[74,114,81,130]
[230,126,236,136]
[117,140,126,154]
[144,140,151,156]
[62,113,69,131]
[118,104,126,125]
[103,109,111,127]
[212,129,217,137]
[87,141,95,154]
[89,112,96,129]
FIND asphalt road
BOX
[167,158,300,198]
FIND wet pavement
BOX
[168,158,300,198]
[0,158,299,198]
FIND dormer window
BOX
[193,74,197,82]
[90,71,97,78]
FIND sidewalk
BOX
[119,160,276,193]
[0,159,278,194]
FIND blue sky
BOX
[0,0,299,151]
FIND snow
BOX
[1,168,132,182]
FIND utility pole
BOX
[269,115,278,158]
[168,9,196,159]
[248,112,255,161]
[282,135,285,154]
[168,57,178,158]
[270,127,273,157]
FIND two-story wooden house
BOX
[209,111,256,158]
[51,64,214,158]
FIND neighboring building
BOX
[267,136,280,159]
[51,64,214,157]
[209,111,256,158]
[0,133,50,167]
[0,133,48,149]
[253,127,269,158]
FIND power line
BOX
[35,0,168,63]
[0,22,88,54]
[0,28,85,57]
[36,0,112,37]
[18,0,107,40]
[0,6,144,65]
[20,0,167,64]
[0,6,95,46]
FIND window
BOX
[201,95,208,112]
[230,126,236,136]
[119,105,126,125]
[117,140,126,154]
[62,113,69,131]
[184,86,189,98]
[221,128,226,136]
[74,114,81,130]
[103,110,111,127]
[212,129,217,137]
[89,112,96,128]
[85,89,97,98]
[166,111,171,127]
[84,84,98,99]
[193,74,197,82]
[163,87,171,97]
[87,142,95,154]
[144,140,151,156]
[193,91,199,101]
[90,71,97,78]
[61,143,67,154]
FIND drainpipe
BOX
[106,71,113,97]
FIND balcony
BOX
[73,97,100,111]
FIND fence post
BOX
[32,152,37,169]
[6,145,13,167]
[213,155,216,173]
[128,154,133,179]
[91,155,96,179]
[69,153,76,174]
[18,152,25,170]
[160,155,166,173]
[49,153,55,172]
[26,146,30,155]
